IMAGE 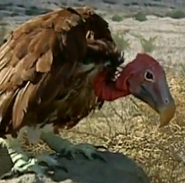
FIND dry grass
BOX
[1,16,185,183]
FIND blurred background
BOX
[1,1,185,183]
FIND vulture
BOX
[0,6,176,178]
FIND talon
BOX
[41,133,106,163]
[0,170,20,180]
[94,145,108,151]
[59,148,77,160]
[36,154,68,174]
[92,152,106,163]
[1,153,68,180]
[58,143,107,163]
[0,165,46,180]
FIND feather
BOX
[0,6,119,137]
[36,50,53,73]
[0,49,12,70]
[0,90,18,124]
[12,82,31,129]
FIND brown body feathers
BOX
[0,6,120,137]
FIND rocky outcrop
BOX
[0,146,151,183]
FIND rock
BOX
[0,150,151,183]
[0,145,13,177]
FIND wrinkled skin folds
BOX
[94,53,176,127]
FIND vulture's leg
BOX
[41,131,106,162]
[0,127,66,179]
[0,136,47,178]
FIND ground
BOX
[1,11,185,183]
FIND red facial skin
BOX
[93,53,176,127]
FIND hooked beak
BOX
[158,103,176,127]
[131,77,176,127]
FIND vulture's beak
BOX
[131,76,176,127]
[158,102,176,127]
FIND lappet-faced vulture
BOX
[0,6,175,178]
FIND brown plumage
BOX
[0,6,121,138]
[0,6,176,178]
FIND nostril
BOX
[163,98,170,104]
[164,97,174,104]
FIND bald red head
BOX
[117,53,176,127]
[94,53,176,127]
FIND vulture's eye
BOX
[144,70,155,82]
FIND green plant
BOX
[112,33,130,51]
[140,36,157,53]
[134,12,147,22]
[165,10,185,19]
[111,15,123,22]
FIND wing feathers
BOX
[0,91,16,124]
[0,67,15,86]
[12,82,31,129]
[0,48,12,69]
[14,39,28,59]
[36,50,53,72]
[0,6,109,133]
[0,44,11,60]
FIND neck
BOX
[115,61,134,90]
[93,63,132,101]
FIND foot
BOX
[58,143,107,162]
[0,154,67,179]
[41,132,107,162]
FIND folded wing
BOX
[0,8,90,133]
